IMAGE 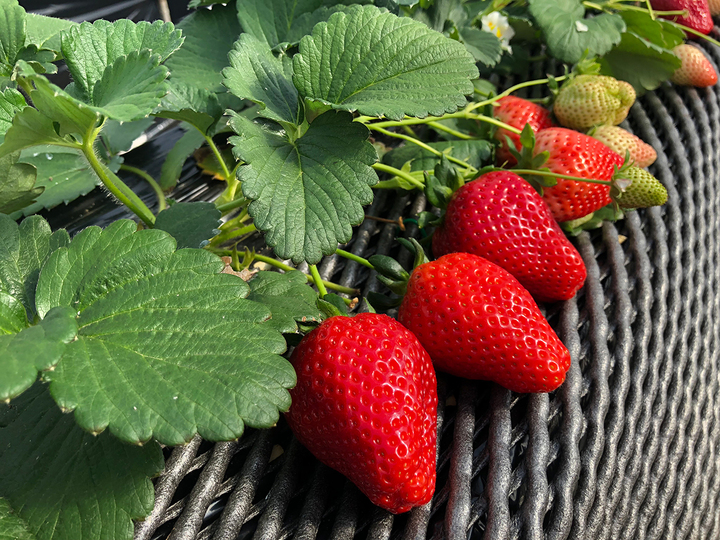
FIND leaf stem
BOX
[309,264,328,297]
[335,249,374,269]
[203,134,232,181]
[510,168,612,185]
[372,162,425,189]
[369,126,477,172]
[467,76,569,112]
[673,23,720,47]
[427,121,473,140]
[82,125,156,227]
[208,223,257,247]
[119,164,167,212]
[215,197,248,214]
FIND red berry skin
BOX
[398,253,571,393]
[493,96,555,166]
[286,313,437,514]
[650,0,713,35]
[533,127,625,222]
[432,171,586,302]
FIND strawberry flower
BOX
[481,11,515,53]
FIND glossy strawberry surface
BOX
[398,253,571,393]
[286,313,437,514]
[671,44,718,87]
[651,0,713,35]
[533,127,625,222]
[432,171,586,302]
[590,125,657,168]
[493,96,555,166]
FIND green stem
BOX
[219,209,249,231]
[674,23,720,47]
[216,197,248,214]
[309,264,328,297]
[370,126,477,172]
[372,162,425,189]
[82,125,156,227]
[16,77,33,95]
[211,251,361,295]
[510,168,612,185]
[468,76,569,113]
[335,249,374,269]
[203,134,232,181]
[208,223,257,247]
[119,164,166,212]
[585,0,686,15]
[470,114,522,134]
[427,121,473,140]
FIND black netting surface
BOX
[27,4,720,539]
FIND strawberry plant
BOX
[0,0,713,536]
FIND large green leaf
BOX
[100,117,154,155]
[528,0,625,64]
[293,5,478,121]
[16,146,122,217]
[0,0,25,75]
[0,384,163,540]
[599,31,681,94]
[619,10,684,50]
[154,201,221,249]
[89,49,170,122]
[0,498,34,540]
[60,19,182,101]
[0,104,79,160]
[237,0,361,49]
[0,214,69,320]
[27,76,100,138]
[0,305,77,401]
[223,34,300,125]
[457,27,503,66]
[0,150,40,215]
[165,3,242,94]
[24,13,76,52]
[247,270,322,333]
[0,291,27,334]
[154,82,223,134]
[159,126,206,190]
[0,87,25,141]
[231,111,377,264]
[33,220,295,445]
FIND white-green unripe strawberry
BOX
[615,167,667,209]
[554,75,636,130]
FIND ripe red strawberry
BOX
[432,171,586,302]
[650,0,713,35]
[553,75,636,130]
[589,125,657,168]
[532,127,625,222]
[671,44,718,87]
[286,313,437,514]
[493,96,555,166]
[397,253,571,393]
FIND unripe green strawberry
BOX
[615,167,668,208]
[589,125,657,168]
[553,75,636,130]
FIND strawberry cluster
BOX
[282,71,683,516]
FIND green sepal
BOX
[376,275,408,297]
[368,254,409,282]
[366,291,402,310]
[363,297,377,314]
[560,203,625,235]
[397,237,430,269]
[317,295,348,318]
[417,210,441,229]
[423,170,453,209]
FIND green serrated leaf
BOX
[230,111,377,264]
[61,19,182,101]
[0,291,27,334]
[0,305,77,401]
[27,76,100,139]
[619,11,684,50]
[89,50,170,122]
[0,151,41,214]
[16,146,121,217]
[223,33,300,125]
[0,0,25,75]
[159,126,206,190]
[24,13,76,53]
[293,5,478,121]
[0,214,69,320]
[457,27,503,66]
[154,201,221,248]
[599,31,681,94]
[165,3,242,94]
[528,0,625,64]
[0,105,80,160]
[0,87,25,141]
[34,221,294,444]
[383,139,492,171]
[0,383,163,540]
[237,0,361,49]
[0,498,34,540]
[247,270,322,333]
[154,82,223,134]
